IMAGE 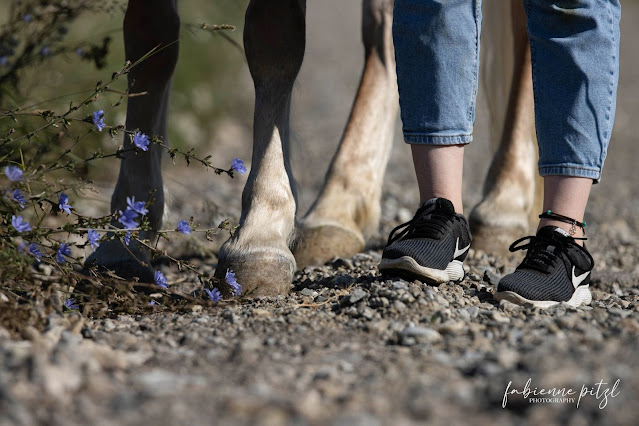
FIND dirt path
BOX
[1,2,638,425]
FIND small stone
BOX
[331,258,354,270]
[466,306,480,319]
[400,325,442,344]
[483,271,501,286]
[499,299,522,313]
[612,283,624,297]
[349,288,368,304]
[393,300,407,312]
[492,311,510,324]
[397,207,413,223]
[300,288,317,297]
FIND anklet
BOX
[539,210,586,236]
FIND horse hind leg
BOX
[85,0,180,281]
[293,0,398,268]
[214,0,306,297]
[469,0,541,254]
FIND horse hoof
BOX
[215,247,294,298]
[469,212,530,256]
[83,239,155,282]
[293,223,365,269]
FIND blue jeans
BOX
[393,0,621,182]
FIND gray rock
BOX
[349,288,368,304]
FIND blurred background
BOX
[2,0,638,254]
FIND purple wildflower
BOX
[205,288,222,302]
[123,230,131,246]
[58,193,72,215]
[154,270,169,289]
[177,220,191,235]
[0,56,8,67]
[87,229,100,250]
[64,298,79,310]
[56,243,71,264]
[4,165,23,181]
[126,196,148,215]
[11,189,26,208]
[132,131,149,151]
[118,208,139,229]
[23,14,33,23]
[11,215,31,233]
[231,157,247,175]
[148,300,157,306]
[27,243,42,262]
[40,46,51,56]
[92,109,105,132]
[225,269,241,296]
[76,47,84,57]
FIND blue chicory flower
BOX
[40,46,51,56]
[123,230,131,246]
[11,215,31,233]
[225,269,241,296]
[92,109,105,132]
[177,220,191,235]
[64,298,79,310]
[4,165,23,181]
[231,157,247,175]
[27,243,42,262]
[0,56,8,67]
[87,229,100,250]
[76,47,84,57]
[148,300,157,306]
[118,208,139,229]
[23,14,32,22]
[58,193,72,215]
[126,196,148,215]
[154,270,169,289]
[11,189,26,208]
[56,243,71,264]
[205,288,221,302]
[132,131,149,151]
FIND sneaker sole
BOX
[378,256,465,285]
[494,285,592,309]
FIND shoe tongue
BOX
[537,225,570,239]
[422,198,455,213]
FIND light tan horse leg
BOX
[214,0,306,296]
[469,0,542,254]
[294,0,398,268]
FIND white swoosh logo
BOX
[454,238,471,259]
[572,267,590,288]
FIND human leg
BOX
[496,0,621,307]
[379,0,481,283]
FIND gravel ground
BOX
[2,1,639,425]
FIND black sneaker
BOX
[378,198,472,284]
[495,226,594,308]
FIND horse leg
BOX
[85,0,180,281]
[469,0,541,254]
[214,0,306,296]
[293,0,398,268]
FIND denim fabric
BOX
[393,0,621,181]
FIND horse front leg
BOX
[293,0,398,268]
[214,0,306,296]
[86,0,180,280]
[469,0,541,254]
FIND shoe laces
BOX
[386,203,454,246]
[509,232,587,274]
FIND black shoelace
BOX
[509,234,587,273]
[386,204,454,246]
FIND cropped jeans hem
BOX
[538,164,601,183]
[404,133,473,145]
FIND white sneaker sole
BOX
[378,256,465,284]
[494,285,592,309]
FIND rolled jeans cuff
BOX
[538,164,602,183]
[404,133,473,145]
